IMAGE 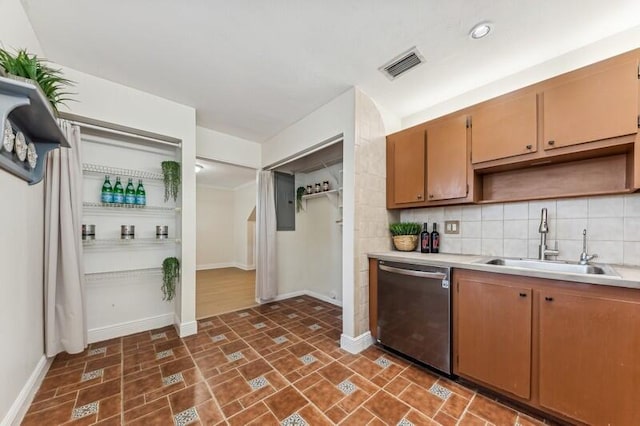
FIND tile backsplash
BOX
[400,193,640,266]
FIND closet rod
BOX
[58,112,182,148]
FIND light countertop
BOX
[367,251,640,290]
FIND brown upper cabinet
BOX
[543,60,639,150]
[426,115,468,201]
[471,92,538,163]
[387,127,426,205]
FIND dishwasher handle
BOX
[379,264,447,280]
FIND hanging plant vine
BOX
[296,186,306,212]
[161,161,181,202]
[161,257,180,301]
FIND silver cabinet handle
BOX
[379,264,447,279]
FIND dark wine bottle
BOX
[430,222,440,253]
[420,222,430,253]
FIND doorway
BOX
[195,158,257,318]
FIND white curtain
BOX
[256,170,277,301]
[44,120,86,357]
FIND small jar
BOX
[322,181,329,191]
[306,185,313,195]
[121,225,135,240]
[82,224,95,240]
[156,225,169,239]
[314,183,321,193]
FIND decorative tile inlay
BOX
[336,314,342,320]
[337,379,357,395]
[211,334,226,342]
[81,369,104,382]
[248,376,269,390]
[156,349,174,360]
[313,306,324,311]
[281,412,307,426]
[253,322,267,329]
[71,402,99,419]
[273,336,288,344]
[88,347,106,356]
[429,383,452,400]
[270,305,280,310]
[226,351,244,362]
[238,312,250,318]
[199,321,213,328]
[163,372,184,386]
[308,324,322,331]
[397,418,414,426]
[295,298,304,303]
[374,356,391,368]
[151,332,166,340]
[174,406,199,426]
[287,313,298,319]
[300,354,317,365]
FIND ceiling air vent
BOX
[380,47,425,80]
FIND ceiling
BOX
[195,159,256,190]
[22,1,640,142]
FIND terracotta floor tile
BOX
[302,378,345,411]
[398,383,445,417]
[24,296,547,426]
[263,386,309,420]
[364,390,411,425]
[458,411,489,425]
[468,394,518,425]
[516,414,548,426]
[317,361,354,385]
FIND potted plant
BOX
[296,186,306,212]
[0,47,74,113]
[161,257,180,301]
[161,161,181,202]
[389,222,421,251]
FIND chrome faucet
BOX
[538,208,559,260]
[579,229,597,265]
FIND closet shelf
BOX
[83,238,180,249]
[301,189,340,209]
[83,201,179,215]
[85,267,162,282]
[82,163,164,181]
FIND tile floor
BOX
[23,296,547,425]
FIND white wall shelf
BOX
[82,163,164,181]
[83,238,179,249]
[83,201,179,215]
[302,189,340,209]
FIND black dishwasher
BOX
[377,260,451,374]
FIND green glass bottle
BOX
[125,178,136,204]
[135,179,146,206]
[113,177,125,204]
[101,175,113,203]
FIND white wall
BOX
[0,0,48,423]
[403,24,640,129]
[196,185,235,268]
[233,182,257,269]
[196,126,261,169]
[262,88,356,338]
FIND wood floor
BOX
[196,267,257,319]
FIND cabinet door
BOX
[471,93,538,163]
[543,60,639,150]
[539,291,640,425]
[457,279,532,399]
[388,128,426,204]
[426,115,468,201]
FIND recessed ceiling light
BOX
[469,22,492,39]
[195,164,204,173]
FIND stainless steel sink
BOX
[476,257,620,277]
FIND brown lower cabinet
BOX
[453,269,640,425]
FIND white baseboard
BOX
[340,331,375,354]
[174,313,198,338]
[2,354,52,426]
[268,290,342,307]
[196,262,233,271]
[196,262,256,271]
[87,313,174,343]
